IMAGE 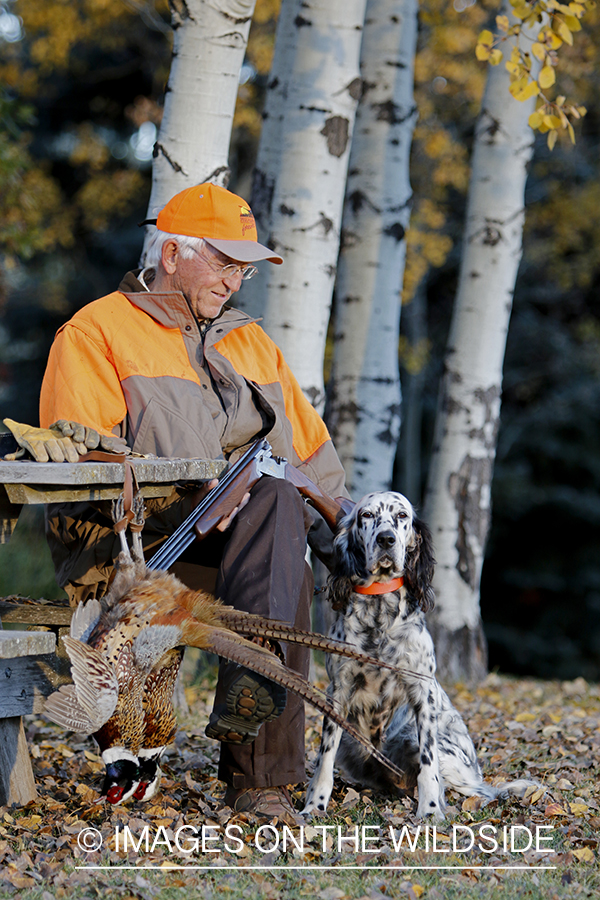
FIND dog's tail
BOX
[472,778,541,803]
[491,778,542,800]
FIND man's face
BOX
[170,242,247,320]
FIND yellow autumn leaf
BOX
[496,14,510,31]
[510,75,530,98]
[462,795,485,812]
[56,743,75,758]
[524,783,544,801]
[569,1,585,13]
[541,28,563,49]
[543,114,562,128]
[529,110,544,129]
[563,14,582,30]
[567,122,575,143]
[489,49,503,65]
[531,42,547,61]
[573,847,595,863]
[477,29,494,45]
[554,18,574,44]
[515,712,536,722]
[548,130,558,150]
[412,887,425,899]
[17,815,42,828]
[84,749,102,762]
[539,65,556,89]
[476,44,491,61]
[570,802,589,816]
[512,4,533,18]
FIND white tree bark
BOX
[424,7,541,683]
[144,0,256,227]
[327,0,418,495]
[240,0,368,410]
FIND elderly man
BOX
[39,183,348,825]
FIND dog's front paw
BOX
[416,798,445,822]
[301,786,333,816]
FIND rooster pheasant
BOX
[44,495,412,804]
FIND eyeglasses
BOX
[192,247,258,281]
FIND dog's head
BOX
[330,491,435,613]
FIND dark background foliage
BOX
[1,0,599,680]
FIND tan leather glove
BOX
[51,419,100,455]
[51,420,131,456]
[3,419,80,463]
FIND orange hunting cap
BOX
[149,183,283,264]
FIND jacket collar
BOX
[118,269,258,336]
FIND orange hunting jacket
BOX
[40,271,346,499]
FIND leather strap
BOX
[79,450,128,463]
[113,458,140,534]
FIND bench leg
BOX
[0,716,37,806]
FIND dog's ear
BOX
[404,516,435,613]
[328,510,370,612]
[327,573,354,612]
[332,513,370,582]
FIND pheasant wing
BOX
[69,597,101,642]
[44,684,101,733]
[62,635,119,728]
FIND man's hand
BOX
[3,419,80,463]
[192,479,251,533]
[51,420,131,456]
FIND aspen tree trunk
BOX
[424,8,540,683]
[144,0,256,229]
[241,0,368,410]
[327,0,418,494]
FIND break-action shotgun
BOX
[146,438,354,572]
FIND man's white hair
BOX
[143,229,206,268]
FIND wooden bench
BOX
[0,455,225,805]
[0,629,57,805]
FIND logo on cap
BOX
[240,205,256,236]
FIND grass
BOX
[0,504,66,600]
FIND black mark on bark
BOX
[153,143,186,175]
[321,116,350,157]
[384,222,406,242]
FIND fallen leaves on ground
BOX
[1,668,599,892]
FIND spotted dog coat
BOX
[302,492,536,820]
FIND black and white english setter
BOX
[302,492,535,820]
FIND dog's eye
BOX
[360,511,374,519]
[397,512,408,519]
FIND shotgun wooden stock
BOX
[282,464,354,530]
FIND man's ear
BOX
[161,239,180,275]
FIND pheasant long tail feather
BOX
[217,608,433,682]
[182,621,406,783]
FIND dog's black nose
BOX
[376,531,396,549]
